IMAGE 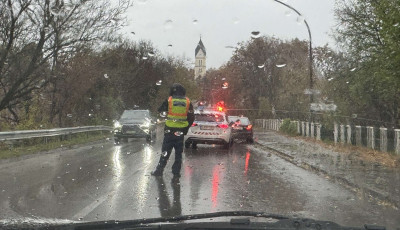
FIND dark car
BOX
[113,110,156,143]
[228,116,254,143]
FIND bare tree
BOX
[0,0,132,116]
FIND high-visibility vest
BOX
[166,96,190,128]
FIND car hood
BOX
[0,211,382,230]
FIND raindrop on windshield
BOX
[162,151,168,157]
[104,165,108,167]
[72,178,75,181]
[285,11,291,17]
[164,19,173,30]
[394,23,399,27]
[250,31,261,39]
[160,112,167,117]
[156,80,162,86]
[276,64,287,68]
[233,17,240,24]
[127,152,131,155]
[88,113,93,117]
[328,78,333,81]
[104,74,109,79]
[296,15,305,24]
[346,81,349,84]
[258,64,265,69]
[142,56,148,60]
[350,67,356,71]
[192,19,198,24]
[168,44,173,48]
[148,51,155,57]
[67,114,73,118]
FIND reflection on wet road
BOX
[155,177,181,218]
[0,133,399,229]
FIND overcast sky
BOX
[120,0,337,69]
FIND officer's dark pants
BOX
[155,133,184,175]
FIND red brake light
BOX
[217,124,229,129]
[192,123,197,127]
[246,125,253,130]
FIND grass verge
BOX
[0,131,111,160]
[283,131,400,168]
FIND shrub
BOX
[280,118,298,136]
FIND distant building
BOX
[194,38,206,80]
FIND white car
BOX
[185,109,233,149]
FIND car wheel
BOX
[223,140,231,149]
[185,141,191,148]
[192,142,198,149]
[114,138,120,144]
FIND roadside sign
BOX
[310,103,337,112]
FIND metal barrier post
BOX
[380,128,387,152]
[310,122,315,138]
[346,125,352,144]
[355,126,362,146]
[305,122,309,137]
[367,127,375,149]
[340,125,345,144]
[395,129,400,155]
[297,121,301,134]
[316,123,321,140]
[334,122,338,144]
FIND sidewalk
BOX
[253,131,400,209]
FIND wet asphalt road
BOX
[0,131,399,229]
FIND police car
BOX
[184,109,233,149]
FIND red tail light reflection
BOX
[217,124,229,129]
[246,125,253,130]
[192,123,197,127]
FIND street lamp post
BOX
[272,0,314,109]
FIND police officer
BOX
[151,83,194,177]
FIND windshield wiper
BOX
[20,211,385,230]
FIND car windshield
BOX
[121,110,149,119]
[236,118,250,126]
[0,0,399,229]
[195,114,225,123]
[227,116,239,123]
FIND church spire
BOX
[195,37,206,56]
[194,37,206,80]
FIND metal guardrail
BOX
[0,126,112,141]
